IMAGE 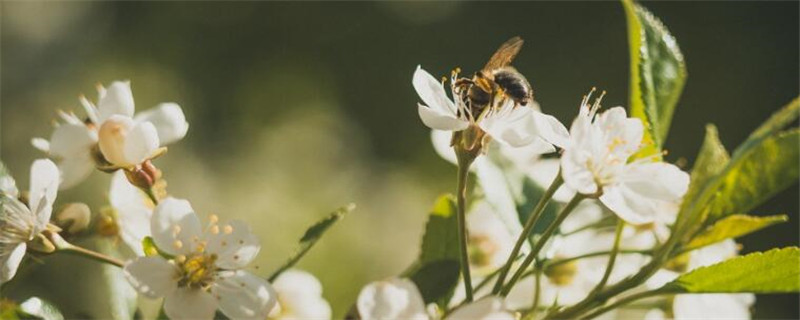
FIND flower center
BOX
[176,253,218,289]
[544,260,578,286]
[469,234,499,268]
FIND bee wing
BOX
[482,36,524,72]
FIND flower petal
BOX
[272,269,324,297]
[164,287,218,320]
[560,149,599,195]
[448,297,515,320]
[110,171,153,255]
[134,103,189,145]
[0,243,27,285]
[48,123,97,159]
[151,197,203,256]
[57,155,95,190]
[212,270,277,320]
[413,66,456,115]
[123,121,160,165]
[418,104,469,131]
[123,256,178,298]
[599,185,656,225]
[531,111,570,149]
[28,159,59,230]
[480,106,538,147]
[357,278,427,320]
[431,129,458,165]
[621,162,690,202]
[98,81,135,122]
[673,293,755,320]
[206,220,260,269]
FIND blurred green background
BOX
[1,1,797,319]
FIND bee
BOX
[456,37,533,111]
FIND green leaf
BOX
[665,247,800,293]
[268,203,354,282]
[405,194,460,307]
[622,0,687,153]
[705,129,799,221]
[685,214,788,250]
[674,125,730,233]
[734,98,799,158]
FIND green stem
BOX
[492,173,563,294]
[578,289,670,320]
[500,194,585,296]
[455,156,475,302]
[144,187,160,205]
[544,249,651,269]
[45,231,124,268]
[589,219,625,297]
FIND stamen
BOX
[223,225,233,234]
[210,225,220,234]
[173,240,183,249]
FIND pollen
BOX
[223,225,234,234]
[210,225,220,234]
[173,240,183,249]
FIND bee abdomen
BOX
[493,68,533,106]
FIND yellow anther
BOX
[223,225,234,234]
[173,240,183,249]
[173,225,182,235]
[175,255,187,263]
[210,225,220,234]
[208,214,219,224]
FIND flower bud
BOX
[54,203,91,234]
[124,161,161,191]
[98,115,159,167]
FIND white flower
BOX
[109,171,153,255]
[447,297,515,320]
[32,81,188,188]
[123,197,275,320]
[0,159,59,285]
[560,94,689,225]
[414,66,567,150]
[467,202,518,274]
[357,278,428,320]
[269,269,332,320]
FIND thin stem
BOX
[492,173,564,294]
[44,230,125,268]
[532,268,542,315]
[578,289,669,320]
[144,187,160,205]
[455,157,474,302]
[61,245,125,268]
[544,249,651,269]
[500,194,585,296]
[589,219,625,297]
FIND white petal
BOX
[212,270,277,320]
[151,197,203,256]
[134,103,189,145]
[98,116,160,167]
[273,269,324,297]
[48,123,97,159]
[448,297,515,320]
[206,220,260,269]
[525,158,575,202]
[621,162,690,202]
[418,104,469,131]
[480,107,537,147]
[31,138,50,153]
[599,186,656,225]
[110,171,153,255]
[57,155,95,190]
[164,287,218,320]
[98,81,135,122]
[28,159,59,230]
[357,278,427,320]
[531,111,570,148]
[0,243,27,285]
[123,256,178,298]
[123,121,160,165]
[413,66,456,115]
[560,149,598,195]
[431,129,458,166]
[673,293,754,320]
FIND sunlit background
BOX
[1,1,797,318]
